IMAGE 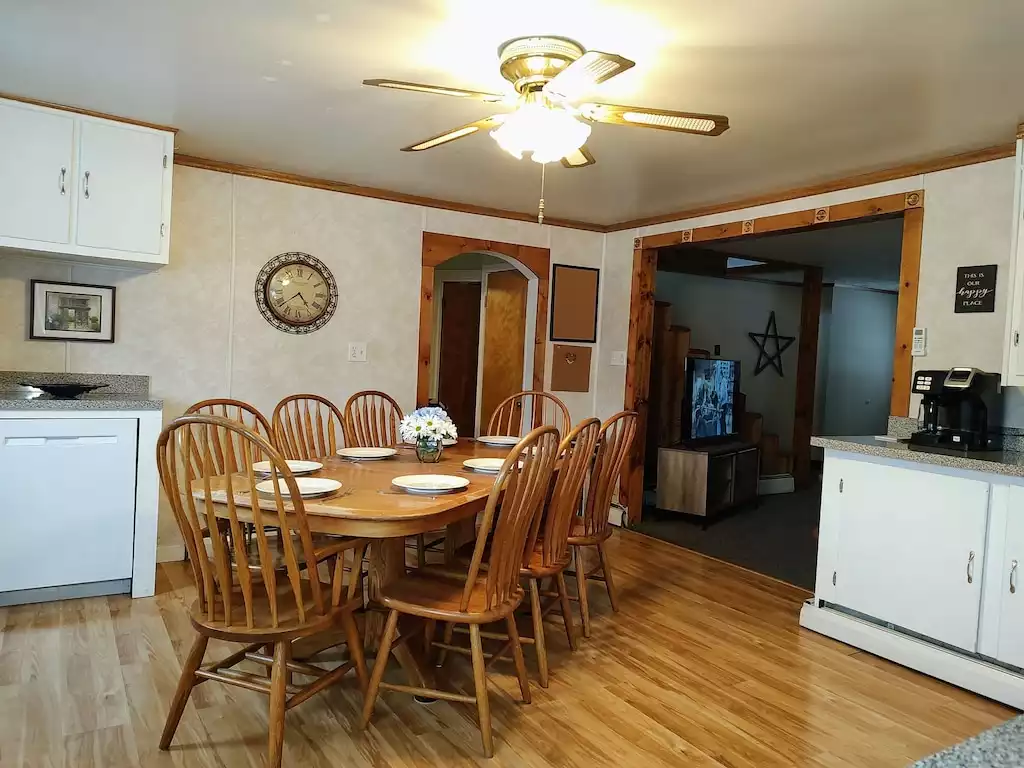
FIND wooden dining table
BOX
[197,438,515,687]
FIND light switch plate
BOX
[347,342,367,362]
[911,327,926,357]
[610,351,627,367]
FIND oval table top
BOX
[196,439,516,538]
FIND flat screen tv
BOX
[682,358,740,443]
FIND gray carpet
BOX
[911,716,1024,766]
[635,480,822,590]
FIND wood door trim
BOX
[417,232,550,407]
[792,266,823,487]
[622,191,925,523]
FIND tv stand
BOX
[655,440,760,525]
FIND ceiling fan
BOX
[364,35,729,169]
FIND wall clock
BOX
[254,252,338,334]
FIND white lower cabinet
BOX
[0,418,138,594]
[824,457,990,652]
[982,485,1024,669]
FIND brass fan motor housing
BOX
[497,35,585,94]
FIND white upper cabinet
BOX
[76,120,167,256]
[0,97,173,266]
[0,101,74,245]
[1003,136,1024,385]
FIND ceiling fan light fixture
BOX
[490,102,591,164]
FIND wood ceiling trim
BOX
[0,91,180,133]
[173,154,605,232]
[609,143,1013,232]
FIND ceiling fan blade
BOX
[363,79,506,103]
[560,145,596,169]
[401,115,506,152]
[579,103,729,136]
[543,51,635,100]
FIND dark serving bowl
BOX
[20,383,109,399]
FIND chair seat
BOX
[451,539,570,578]
[189,578,350,642]
[567,517,610,546]
[379,568,523,624]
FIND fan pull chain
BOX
[537,162,546,225]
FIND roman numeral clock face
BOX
[255,252,338,334]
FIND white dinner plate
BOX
[336,447,397,460]
[476,435,521,447]
[463,458,505,474]
[255,477,341,497]
[252,459,322,475]
[392,474,470,495]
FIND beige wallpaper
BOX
[0,165,606,552]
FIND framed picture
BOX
[549,264,599,343]
[30,280,116,343]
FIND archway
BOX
[416,233,551,421]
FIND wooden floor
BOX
[0,530,1014,767]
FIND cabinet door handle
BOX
[967,550,976,584]
[83,170,90,199]
[59,166,66,195]
[1011,560,1018,594]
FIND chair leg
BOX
[435,621,455,668]
[341,609,369,693]
[574,546,592,639]
[505,615,531,704]
[159,634,208,750]
[423,619,437,667]
[597,540,619,612]
[267,641,290,768]
[417,533,427,567]
[469,624,494,758]
[528,578,549,688]
[360,609,400,729]
[556,572,577,652]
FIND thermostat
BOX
[911,327,927,357]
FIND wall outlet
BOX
[610,350,627,367]
[347,342,367,362]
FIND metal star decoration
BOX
[748,311,795,376]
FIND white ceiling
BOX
[2,1,1022,225]
[703,217,906,290]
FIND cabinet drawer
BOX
[0,418,138,593]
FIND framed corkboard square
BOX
[551,344,592,392]
[550,264,599,343]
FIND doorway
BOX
[427,247,541,436]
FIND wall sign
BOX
[955,265,997,313]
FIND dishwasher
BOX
[0,417,138,603]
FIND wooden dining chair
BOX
[272,394,345,460]
[487,390,571,439]
[343,390,403,447]
[568,410,637,638]
[184,398,274,475]
[156,414,368,768]
[360,426,560,758]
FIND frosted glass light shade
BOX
[490,103,591,164]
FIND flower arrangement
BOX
[400,406,458,447]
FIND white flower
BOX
[399,407,458,443]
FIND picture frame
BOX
[549,264,600,343]
[29,279,116,343]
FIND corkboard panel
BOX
[550,264,599,343]
[551,344,592,392]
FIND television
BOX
[682,358,740,443]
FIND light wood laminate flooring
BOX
[0,530,1013,767]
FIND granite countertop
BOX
[812,435,1024,478]
[0,391,163,411]
[912,716,1024,766]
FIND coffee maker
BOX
[910,367,1002,451]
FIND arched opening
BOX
[417,233,550,435]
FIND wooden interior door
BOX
[436,281,482,436]
[480,270,528,431]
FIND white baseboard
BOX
[800,600,1024,709]
[156,543,185,563]
[759,473,795,495]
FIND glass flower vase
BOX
[415,437,443,464]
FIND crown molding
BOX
[0,91,179,133]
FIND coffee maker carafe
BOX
[910,367,1002,451]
